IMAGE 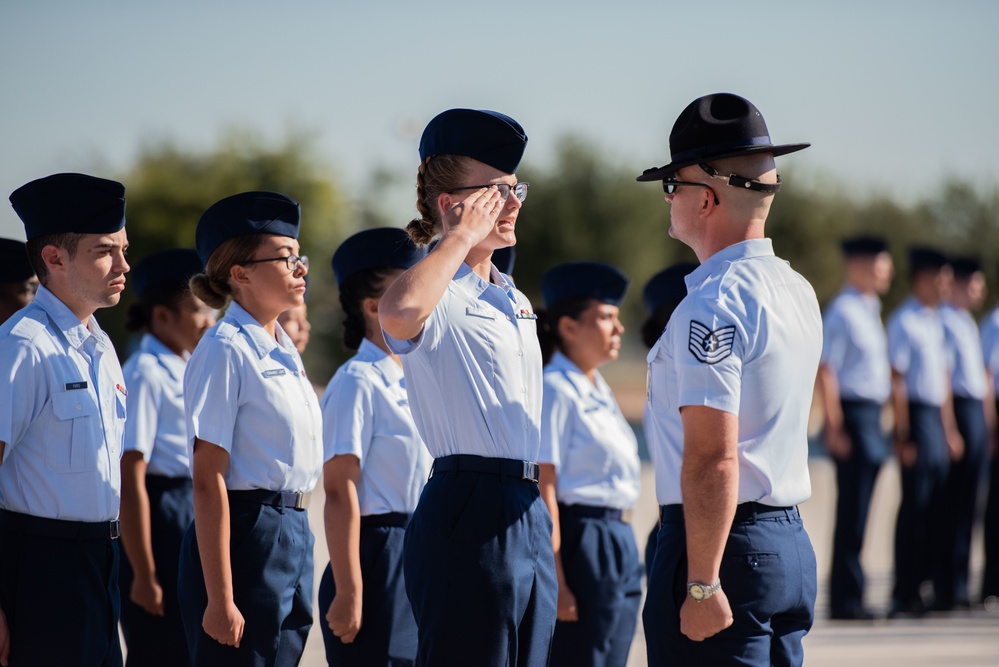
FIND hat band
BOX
[670,135,773,164]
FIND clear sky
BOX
[1,0,996,240]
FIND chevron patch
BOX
[688,320,736,364]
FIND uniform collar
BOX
[453,262,518,301]
[548,351,610,402]
[843,285,882,312]
[140,333,189,380]
[358,337,404,384]
[32,284,111,352]
[685,238,775,291]
[225,300,297,360]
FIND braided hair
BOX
[189,235,267,310]
[406,154,469,245]
[339,267,397,350]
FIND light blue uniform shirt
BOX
[821,286,891,403]
[122,333,191,478]
[886,297,948,406]
[184,301,323,492]
[539,352,640,510]
[940,303,987,400]
[980,305,999,394]
[0,285,126,522]
[383,263,543,461]
[320,338,432,515]
[645,239,820,507]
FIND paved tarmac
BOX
[294,457,998,667]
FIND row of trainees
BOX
[0,106,686,667]
[817,237,999,620]
[0,92,873,667]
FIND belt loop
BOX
[750,503,759,525]
[428,459,436,482]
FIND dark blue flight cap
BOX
[196,191,300,265]
[131,248,203,299]
[9,173,126,241]
[493,246,516,275]
[541,262,630,308]
[331,227,425,288]
[949,255,982,279]
[419,109,528,174]
[908,246,948,273]
[0,238,35,283]
[642,263,699,314]
[840,235,888,257]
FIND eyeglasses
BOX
[449,182,529,203]
[241,255,309,272]
[662,178,720,205]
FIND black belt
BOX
[361,512,412,528]
[430,455,540,483]
[558,503,630,523]
[145,474,193,491]
[0,509,120,540]
[228,489,311,510]
[659,502,798,525]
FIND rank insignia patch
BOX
[688,321,736,364]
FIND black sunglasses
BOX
[662,179,720,205]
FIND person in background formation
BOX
[815,235,894,621]
[537,262,642,667]
[379,108,557,666]
[639,262,698,578]
[177,192,323,666]
[278,274,311,354]
[0,238,37,325]
[937,256,990,611]
[118,248,215,667]
[975,262,999,607]
[638,93,819,666]
[886,247,959,617]
[0,173,130,667]
[318,227,430,666]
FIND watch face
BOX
[689,584,705,600]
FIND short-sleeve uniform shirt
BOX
[646,239,821,507]
[539,351,640,510]
[0,285,126,522]
[886,297,948,407]
[184,301,323,492]
[383,263,543,461]
[320,338,432,515]
[980,305,999,394]
[820,286,891,403]
[122,333,191,478]
[940,303,987,400]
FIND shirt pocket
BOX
[465,306,497,321]
[46,390,100,473]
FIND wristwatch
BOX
[687,580,722,602]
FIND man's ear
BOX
[40,243,67,275]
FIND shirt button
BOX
[518,350,523,357]
[506,315,512,321]
[76,403,82,411]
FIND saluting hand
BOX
[328,590,362,643]
[131,574,165,617]
[203,599,245,648]
[679,589,733,642]
[441,186,505,249]
[0,605,10,667]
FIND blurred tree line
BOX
[109,129,999,383]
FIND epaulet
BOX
[214,320,238,341]
[5,310,48,341]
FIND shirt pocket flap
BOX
[52,389,98,420]
[465,307,497,320]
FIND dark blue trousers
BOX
[318,514,417,666]
[644,505,816,667]
[938,396,988,608]
[982,406,999,601]
[177,498,314,666]
[644,521,658,580]
[404,459,557,667]
[893,402,949,609]
[550,507,642,667]
[829,399,888,615]
[120,477,194,666]
[0,510,123,667]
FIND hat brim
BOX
[636,142,810,182]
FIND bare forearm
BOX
[193,470,233,604]
[324,482,363,596]
[891,373,910,439]
[816,364,843,429]
[120,454,156,579]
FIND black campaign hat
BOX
[541,262,629,308]
[642,263,698,314]
[10,173,126,240]
[637,93,809,181]
[840,235,889,257]
[331,227,425,288]
[196,191,300,265]
[132,248,203,299]
[0,238,35,283]
[419,109,528,174]
[908,246,948,273]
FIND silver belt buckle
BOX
[109,520,121,540]
[521,461,539,483]
[294,492,311,510]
